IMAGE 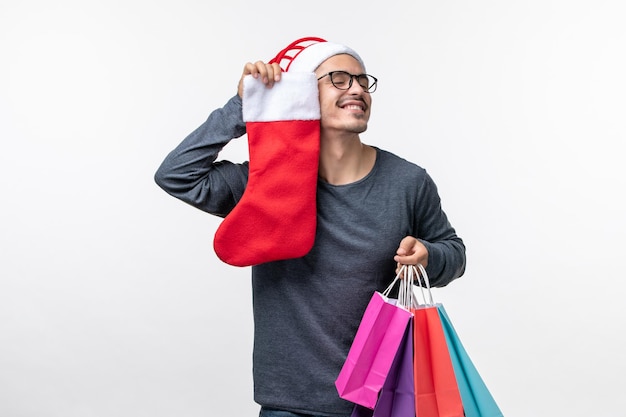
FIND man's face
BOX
[315,54,372,135]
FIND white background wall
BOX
[1,1,624,416]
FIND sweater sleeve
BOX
[414,172,466,287]
[154,95,249,217]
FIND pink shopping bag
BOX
[349,320,415,417]
[336,268,414,409]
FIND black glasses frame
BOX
[317,71,378,93]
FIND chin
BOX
[351,123,368,134]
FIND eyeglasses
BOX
[317,71,378,93]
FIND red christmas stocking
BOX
[213,71,321,266]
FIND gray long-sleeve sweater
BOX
[154,94,466,416]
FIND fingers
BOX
[245,61,282,83]
[393,236,428,268]
[238,61,283,97]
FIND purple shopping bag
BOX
[336,269,414,409]
[374,319,416,417]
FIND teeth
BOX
[345,105,362,110]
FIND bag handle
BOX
[411,264,435,306]
[382,265,419,309]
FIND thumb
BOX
[396,236,417,256]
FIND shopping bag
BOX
[438,305,504,417]
[349,320,415,417]
[336,267,414,409]
[349,273,417,417]
[373,319,416,417]
[411,265,465,417]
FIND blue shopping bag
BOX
[437,305,504,417]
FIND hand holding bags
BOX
[338,264,504,417]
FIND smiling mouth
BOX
[343,104,364,111]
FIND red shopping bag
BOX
[411,265,464,417]
[336,268,414,409]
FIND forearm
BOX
[414,172,466,287]
[154,95,248,215]
[420,237,466,287]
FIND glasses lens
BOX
[356,75,376,92]
[329,72,351,89]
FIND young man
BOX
[155,38,466,417]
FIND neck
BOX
[318,134,376,185]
